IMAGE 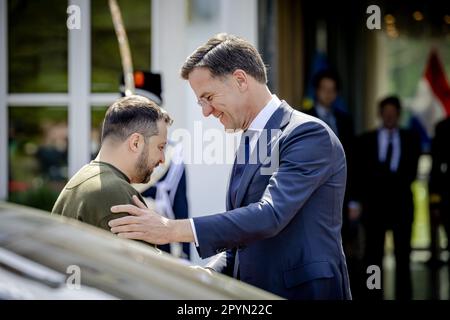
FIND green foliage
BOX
[9,186,60,212]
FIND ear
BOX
[232,69,248,92]
[128,133,141,153]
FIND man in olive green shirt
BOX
[52,95,172,232]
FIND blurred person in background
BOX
[429,117,450,268]
[354,96,422,300]
[36,121,68,183]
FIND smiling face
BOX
[134,119,167,183]
[188,67,248,131]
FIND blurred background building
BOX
[0,0,449,299]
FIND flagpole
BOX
[108,0,135,96]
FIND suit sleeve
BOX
[193,121,337,258]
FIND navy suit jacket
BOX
[193,102,351,299]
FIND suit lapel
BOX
[233,102,293,209]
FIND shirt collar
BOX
[248,95,282,130]
[379,127,399,136]
[91,160,131,183]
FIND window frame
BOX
[0,0,148,201]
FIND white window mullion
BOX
[68,0,91,176]
[0,0,8,200]
[8,93,70,106]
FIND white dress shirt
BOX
[189,95,282,247]
[378,127,401,172]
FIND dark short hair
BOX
[378,95,402,114]
[312,69,340,91]
[180,33,267,84]
[101,95,172,143]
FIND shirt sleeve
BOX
[84,182,146,231]
[189,218,199,247]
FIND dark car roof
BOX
[0,202,280,300]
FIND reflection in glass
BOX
[9,107,68,211]
[8,0,68,93]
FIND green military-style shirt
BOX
[52,161,146,231]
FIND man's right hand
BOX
[109,195,195,244]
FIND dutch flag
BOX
[408,50,450,152]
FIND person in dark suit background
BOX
[108,33,351,300]
[305,69,362,297]
[429,117,450,267]
[306,70,355,156]
[355,96,422,300]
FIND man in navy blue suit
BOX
[108,33,351,300]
